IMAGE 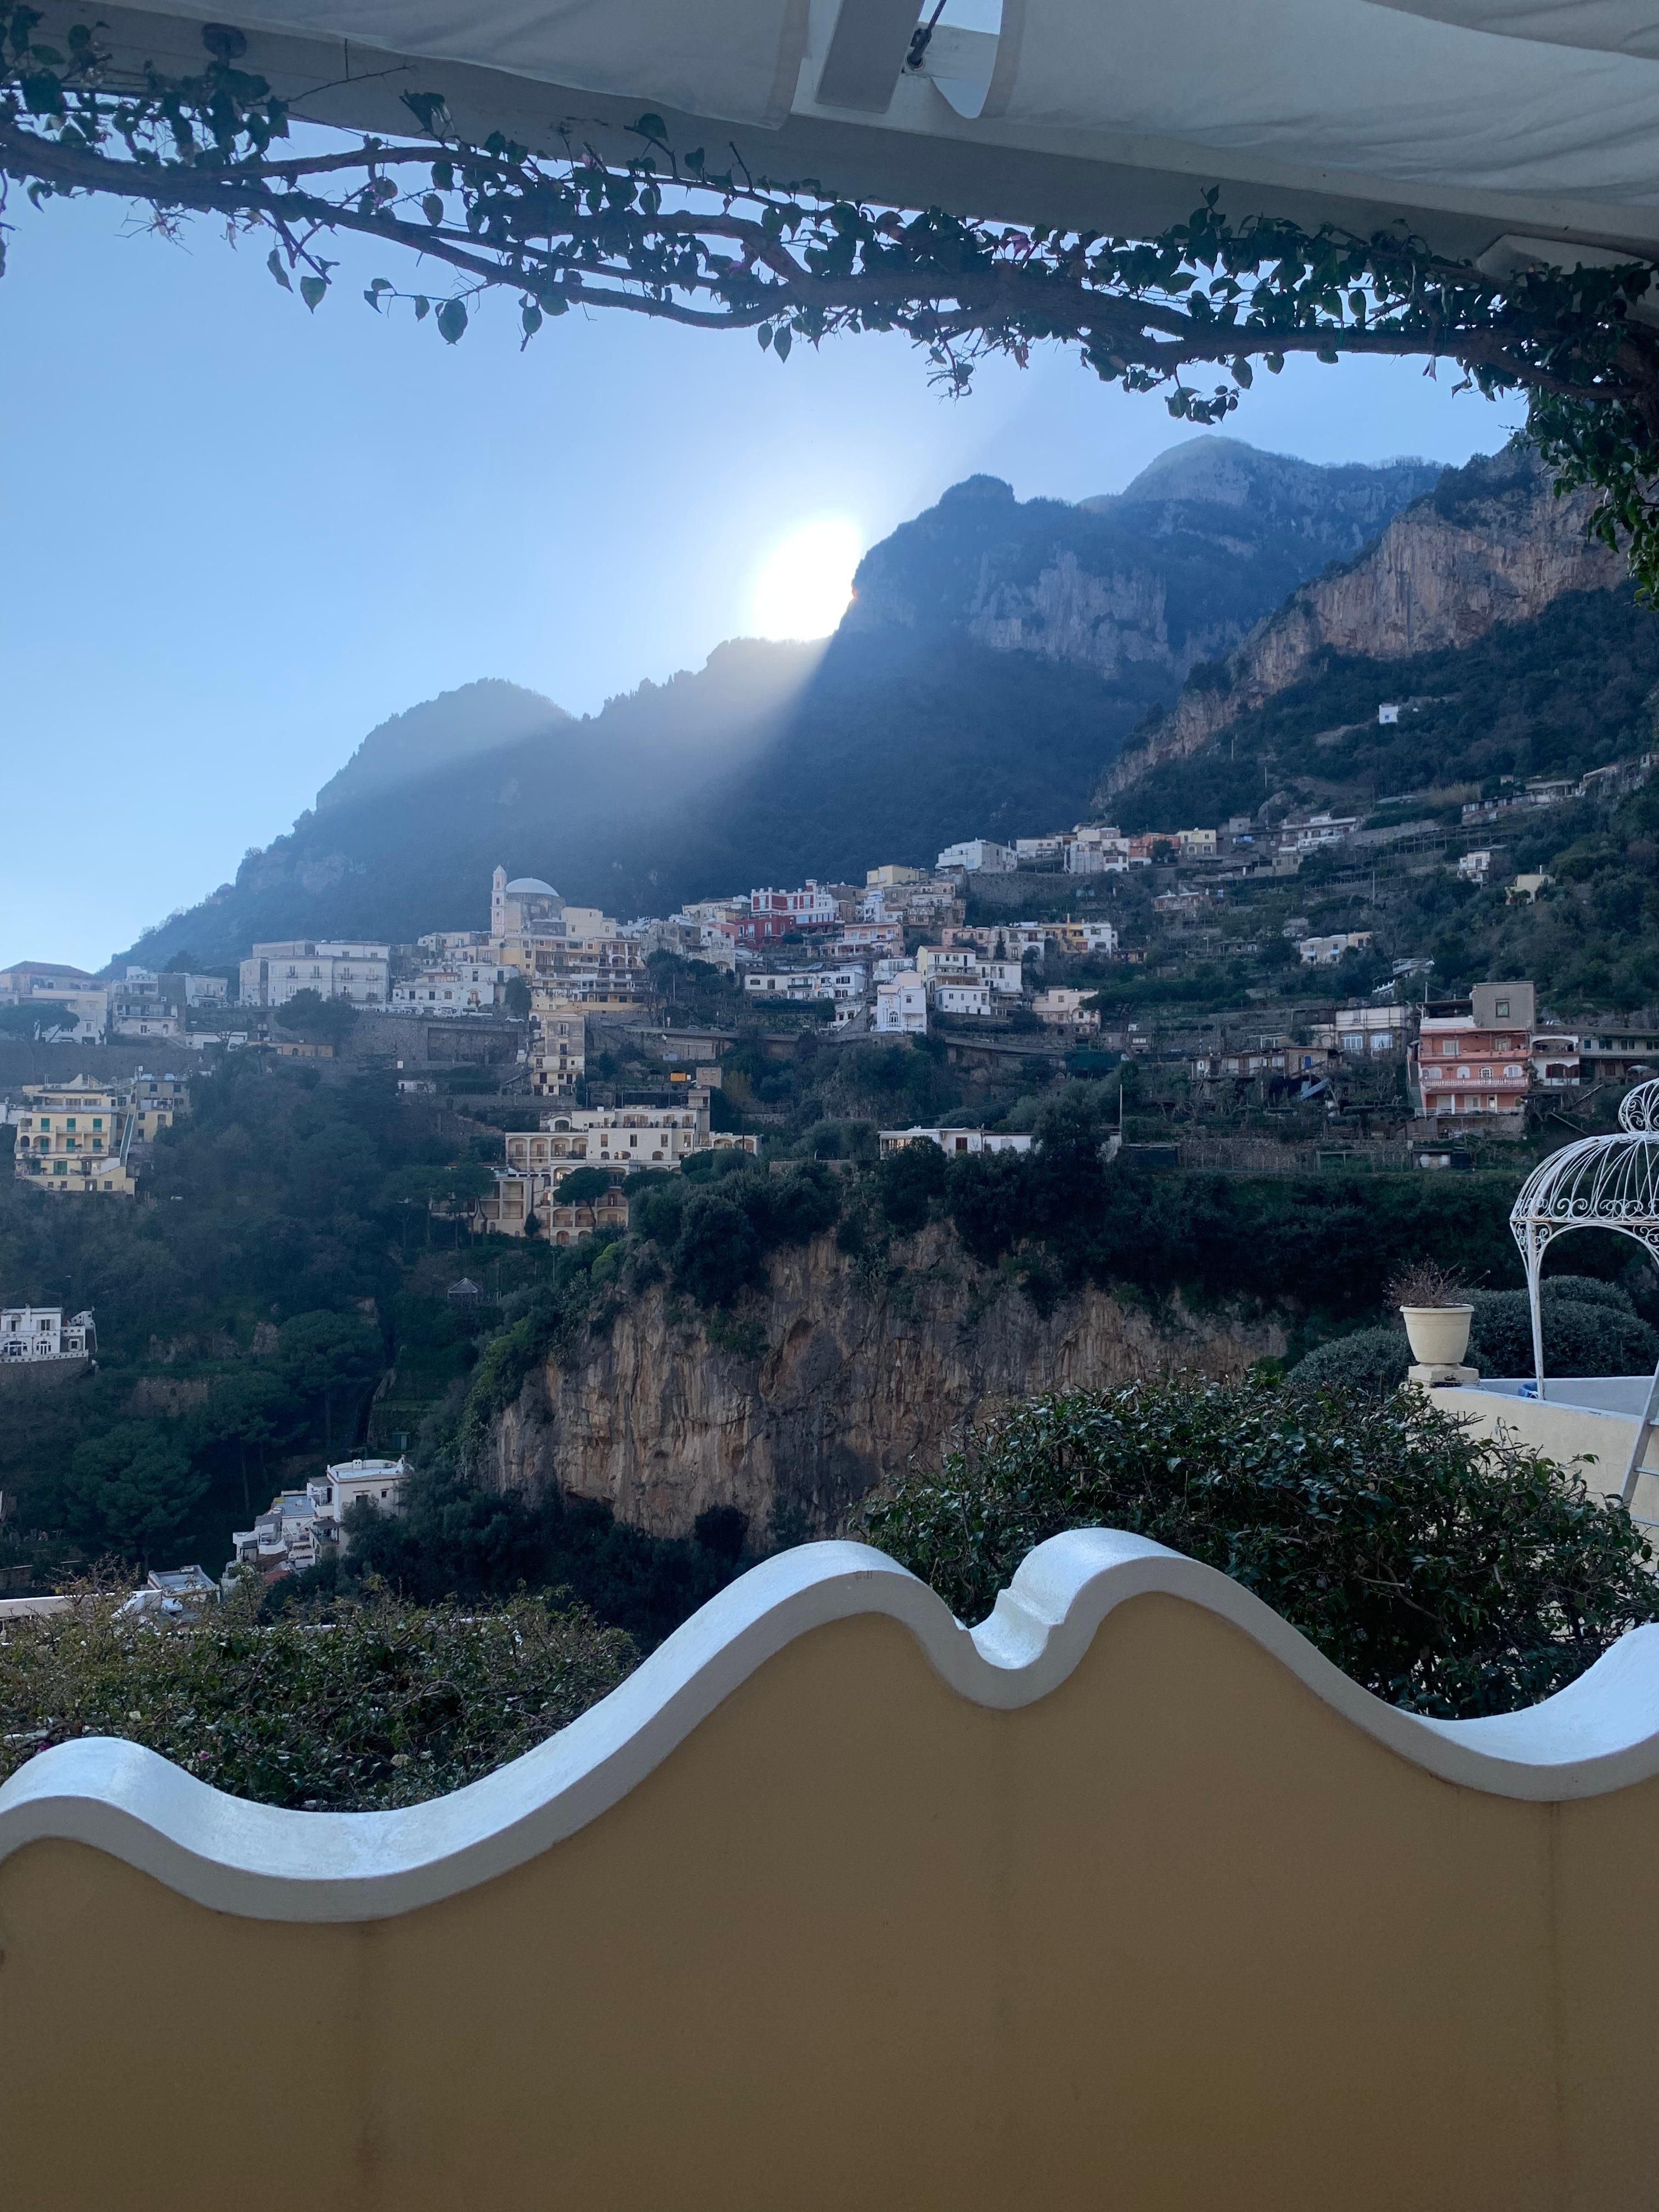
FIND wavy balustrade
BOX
[5,1532,1659,2210]
[5,1531,1659,1921]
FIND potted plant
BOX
[1388,1261,1475,1368]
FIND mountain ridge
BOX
[1101,443,1620,808]
[112,441,1452,969]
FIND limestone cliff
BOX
[476,1228,1285,1544]
[1101,444,1619,796]
[845,442,1441,689]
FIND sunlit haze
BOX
[748,518,864,641]
[0,189,1528,968]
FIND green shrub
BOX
[855,1377,1659,1717]
[1285,1274,1659,1392]
[0,1585,634,1810]
[876,1138,947,1231]
[634,1163,842,1306]
[1284,1327,1410,1399]
[328,1463,748,1648]
[1468,1288,1659,1379]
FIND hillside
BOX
[849,442,1442,682]
[114,441,1441,968]
[1103,444,1621,806]
[1092,450,1659,1013]
[1107,584,1659,834]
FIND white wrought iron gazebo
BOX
[1510,1079,1659,1497]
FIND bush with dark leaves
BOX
[857,1376,1659,1717]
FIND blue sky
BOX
[1,189,1526,971]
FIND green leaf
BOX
[422,193,443,226]
[436,296,469,344]
[757,323,772,351]
[266,247,292,292]
[633,112,667,139]
[401,90,448,133]
[299,274,328,312]
[414,295,431,321]
[773,323,792,363]
[520,300,542,343]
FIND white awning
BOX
[61,0,1659,260]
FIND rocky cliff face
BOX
[846,442,1442,688]
[476,1229,1285,1544]
[1102,445,1620,795]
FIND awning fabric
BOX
[57,0,1659,260]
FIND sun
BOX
[748,517,863,641]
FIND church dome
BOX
[504,877,558,896]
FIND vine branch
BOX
[4,5,1658,583]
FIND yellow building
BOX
[12,1077,138,1195]
[131,1072,192,1142]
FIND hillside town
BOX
[5,758,1654,1227]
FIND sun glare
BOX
[748,517,863,641]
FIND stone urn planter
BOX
[1399,1304,1474,1368]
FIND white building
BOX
[1532,1032,1583,1088]
[0,1306,96,1362]
[1279,814,1359,855]
[932,981,995,1018]
[743,964,867,1003]
[1032,988,1102,1031]
[1066,825,1131,874]
[914,944,981,980]
[1297,932,1374,966]
[874,972,928,1034]
[513,1102,714,1178]
[878,1127,1034,1158]
[391,961,510,1014]
[529,997,586,1097]
[240,940,391,1007]
[1457,849,1494,883]
[936,839,1016,874]
[227,1457,410,1579]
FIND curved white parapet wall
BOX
[5,1529,1659,1923]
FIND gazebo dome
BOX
[1509,1079,1659,1401]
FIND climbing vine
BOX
[5,8,1659,581]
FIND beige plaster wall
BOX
[4,1593,1658,2210]
[1448,1387,1659,1522]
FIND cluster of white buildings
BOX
[227,1457,411,1583]
[942,825,1223,877]
[665,868,1124,1040]
[0,961,228,1045]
